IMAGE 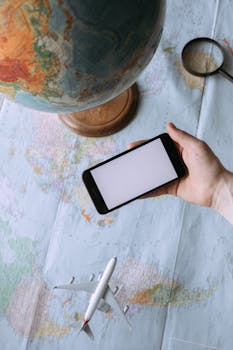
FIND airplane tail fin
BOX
[79,321,94,340]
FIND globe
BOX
[0,0,165,114]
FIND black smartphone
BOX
[82,133,186,214]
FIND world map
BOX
[1,0,233,349]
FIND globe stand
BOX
[59,83,139,137]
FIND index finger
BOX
[127,139,147,150]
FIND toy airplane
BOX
[54,257,131,340]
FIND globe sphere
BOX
[0,0,165,112]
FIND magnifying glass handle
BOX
[219,68,233,84]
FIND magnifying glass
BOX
[181,37,233,83]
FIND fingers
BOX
[128,124,198,151]
[139,184,169,199]
[140,179,179,199]
[127,140,147,150]
[167,123,198,148]
[128,124,199,154]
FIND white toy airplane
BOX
[54,257,131,340]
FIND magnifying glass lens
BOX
[182,39,224,75]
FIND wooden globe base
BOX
[59,83,139,137]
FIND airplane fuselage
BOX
[84,257,117,322]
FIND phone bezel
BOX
[82,133,186,214]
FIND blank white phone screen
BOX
[90,138,178,210]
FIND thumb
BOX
[167,123,197,147]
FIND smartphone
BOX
[82,133,186,214]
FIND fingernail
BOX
[169,122,176,129]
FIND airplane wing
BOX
[97,298,111,312]
[54,281,98,294]
[104,286,132,331]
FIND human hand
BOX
[128,123,227,209]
